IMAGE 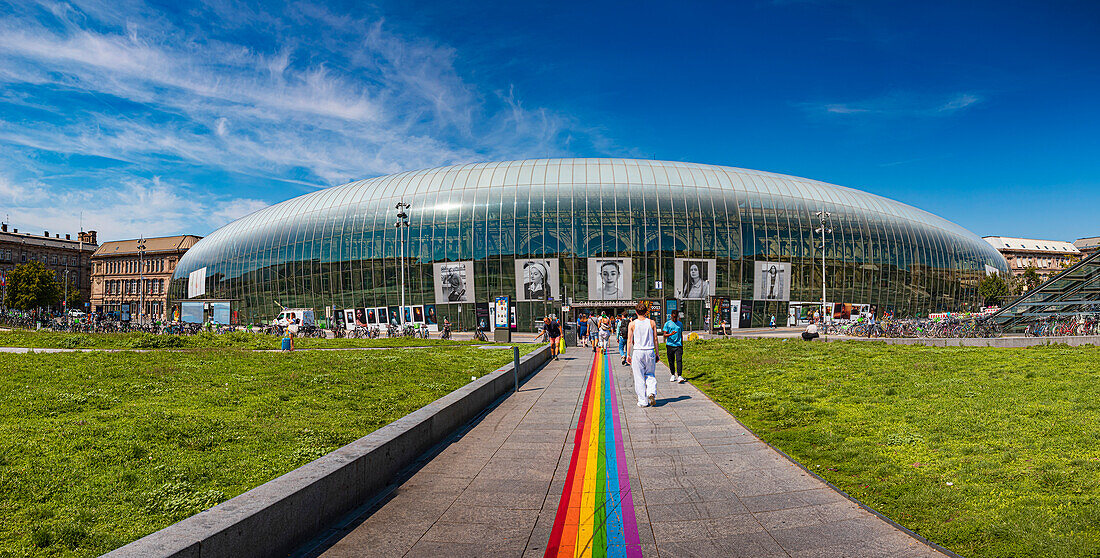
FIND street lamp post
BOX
[394,203,410,326]
[63,269,69,320]
[137,237,146,325]
[814,211,833,323]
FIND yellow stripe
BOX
[576,353,603,557]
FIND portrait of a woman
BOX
[524,261,551,300]
[682,261,710,299]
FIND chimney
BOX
[13,228,17,233]
[44,231,49,237]
[1,223,6,232]
[80,230,98,245]
[65,234,70,240]
[55,234,60,238]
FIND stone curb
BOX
[102,344,552,558]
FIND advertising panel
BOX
[211,302,230,325]
[425,305,437,325]
[711,297,729,331]
[833,303,853,321]
[354,308,369,327]
[738,302,753,329]
[434,261,475,304]
[753,261,791,301]
[367,308,378,324]
[475,302,490,332]
[495,296,510,328]
[187,267,207,298]
[343,309,356,331]
[413,305,424,323]
[181,302,203,324]
[587,258,632,301]
[729,300,741,329]
[674,258,717,299]
[515,259,560,301]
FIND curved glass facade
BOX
[170,159,1008,328]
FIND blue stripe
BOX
[602,350,627,557]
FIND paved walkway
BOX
[304,347,947,557]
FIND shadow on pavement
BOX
[655,395,691,407]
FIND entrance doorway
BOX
[571,305,634,324]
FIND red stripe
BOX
[545,353,600,556]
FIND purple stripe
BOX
[607,350,642,555]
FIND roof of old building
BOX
[1074,236,1100,250]
[982,236,1080,253]
[0,230,98,251]
[92,235,202,258]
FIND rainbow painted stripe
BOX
[545,349,643,557]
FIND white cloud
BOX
[802,92,984,119]
[0,0,603,237]
[0,171,268,241]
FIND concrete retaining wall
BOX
[824,335,1100,348]
[104,344,552,558]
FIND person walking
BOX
[588,314,599,352]
[598,312,613,352]
[617,310,630,365]
[577,313,588,347]
[545,316,562,360]
[284,318,300,351]
[661,310,685,383]
[626,301,660,407]
[769,315,777,329]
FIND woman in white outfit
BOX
[626,301,660,407]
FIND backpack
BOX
[618,318,629,338]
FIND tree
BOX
[3,261,62,311]
[1060,255,1082,269]
[978,272,1012,307]
[1009,273,1025,296]
[1022,266,1042,292]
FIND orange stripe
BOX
[558,354,599,552]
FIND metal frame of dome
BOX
[170,158,1008,328]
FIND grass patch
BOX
[0,345,537,556]
[682,338,1100,557]
[0,329,489,350]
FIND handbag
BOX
[559,337,566,353]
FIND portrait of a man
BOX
[435,261,475,304]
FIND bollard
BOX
[513,346,520,393]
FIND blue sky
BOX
[0,0,1096,242]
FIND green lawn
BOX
[681,339,1100,558]
[0,346,535,557]
[0,329,488,350]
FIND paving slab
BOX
[302,348,950,557]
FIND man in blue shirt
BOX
[661,310,685,383]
